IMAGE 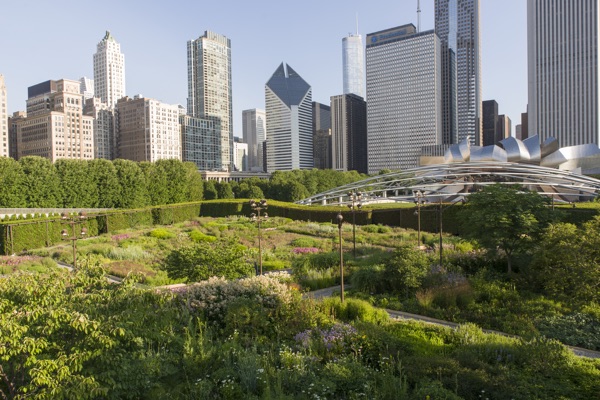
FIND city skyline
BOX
[0,0,527,140]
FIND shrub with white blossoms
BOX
[177,274,297,323]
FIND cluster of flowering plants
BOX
[294,323,360,359]
[0,255,39,267]
[111,233,131,241]
[292,247,320,255]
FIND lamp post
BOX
[347,191,363,257]
[61,212,88,269]
[413,190,424,248]
[436,198,466,266]
[249,199,268,275]
[336,213,345,302]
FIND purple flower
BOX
[292,247,320,254]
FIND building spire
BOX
[417,0,421,33]
[356,13,359,35]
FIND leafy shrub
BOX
[384,246,432,297]
[106,245,150,261]
[431,282,475,309]
[148,228,175,239]
[261,260,286,271]
[361,224,391,234]
[290,237,320,248]
[536,312,600,350]
[350,264,386,294]
[188,229,217,243]
[322,297,389,325]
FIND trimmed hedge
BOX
[2,199,598,255]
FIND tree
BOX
[140,161,169,206]
[154,159,188,204]
[89,158,121,208]
[184,162,203,201]
[216,181,234,199]
[0,157,26,207]
[163,237,252,282]
[203,180,218,200]
[55,159,98,207]
[459,184,555,274]
[113,159,148,208]
[384,245,431,297]
[529,218,600,304]
[19,156,62,208]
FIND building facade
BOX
[527,0,598,147]
[84,97,114,159]
[331,93,367,174]
[187,31,233,170]
[342,33,365,99]
[366,25,442,172]
[233,138,248,171]
[312,102,332,169]
[93,31,125,109]
[482,100,499,146]
[265,63,313,171]
[8,111,25,159]
[242,109,266,172]
[17,79,94,161]
[79,77,95,101]
[498,115,511,140]
[115,96,181,162]
[181,115,221,171]
[435,0,482,146]
[0,74,7,157]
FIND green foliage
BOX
[55,158,99,207]
[216,181,234,199]
[189,229,217,243]
[384,245,432,296]
[203,180,218,200]
[89,158,121,208]
[290,236,321,248]
[528,218,600,304]
[0,157,26,207]
[19,156,62,208]
[164,237,252,282]
[113,159,147,208]
[459,184,556,274]
[184,162,204,201]
[322,298,390,324]
[537,312,600,350]
[148,228,176,239]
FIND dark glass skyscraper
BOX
[435,0,481,146]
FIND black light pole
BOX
[347,191,363,257]
[438,198,443,266]
[336,213,345,302]
[413,190,424,248]
[250,199,268,275]
[61,212,88,269]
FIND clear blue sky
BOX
[1,0,527,137]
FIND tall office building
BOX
[8,111,26,159]
[233,138,248,171]
[0,74,8,157]
[187,31,233,170]
[181,115,221,171]
[527,0,598,147]
[343,33,365,99]
[79,77,95,101]
[482,100,499,146]
[366,24,442,172]
[435,0,482,146]
[498,115,511,140]
[312,102,332,169]
[17,79,94,161]
[331,93,367,174]
[242,109,266,171]
[115,96,181,162]
[265,63,313,171]
[84,97,114,159]
[93,31,126,109]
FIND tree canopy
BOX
[459,184,556,274]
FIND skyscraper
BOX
[343,33,365,99]
[366,24,442,172]
[312,102,332,169]
[84,97,114,159]
[17,79,94,161]
[527,0,598,147]
[435,0,481,146]
[0,74,8,157]
[331,93,367,173]
[265,63,312,171]
[93,31,125,109]
[482,100,499,146]
[242,109,266,172]
[187,31,233,170]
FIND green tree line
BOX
[0,156,366,208]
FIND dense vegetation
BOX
[1,262,599,399]
[0,156,366,208]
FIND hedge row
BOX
[1,200,598,255]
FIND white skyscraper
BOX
[93,31,126,109]
[528,0,599,147]
[242,109,266,171]
[343,33,365,99]
[366,25,442,172]
[187,31,233,171]
[79,77,95,101]
[265,63,313,171]
[233,140,248,171]
[0,74,8,157]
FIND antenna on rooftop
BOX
[356,13,359,35]
[417,0,421,33]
